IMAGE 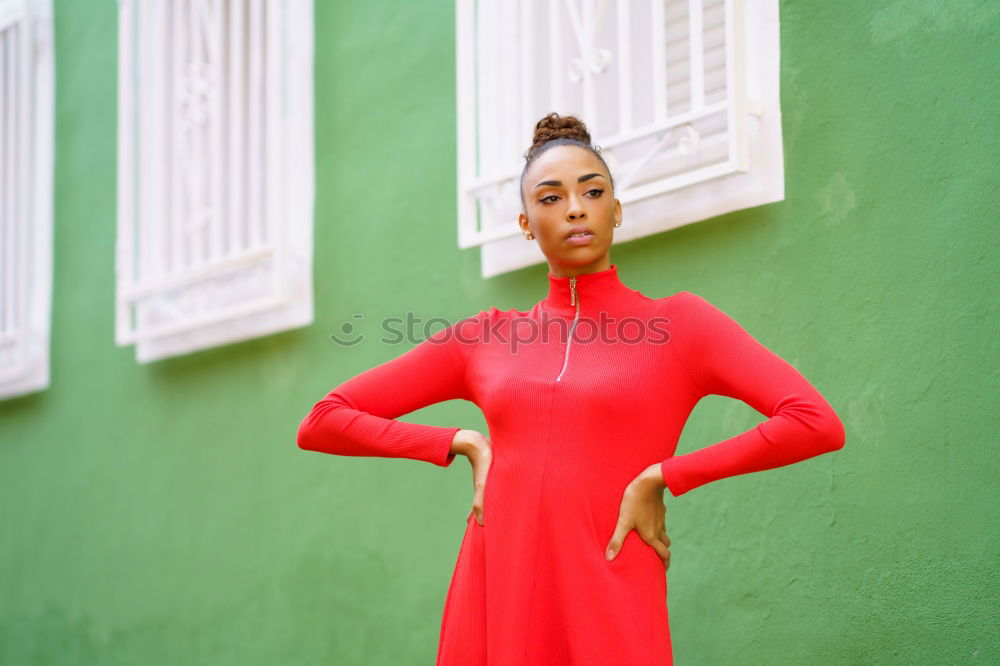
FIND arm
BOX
[660,292,846,497]
[296,312,482,467]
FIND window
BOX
[0,0,54,400]
[116,0,314,363]
[456,0,784,277]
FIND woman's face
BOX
[519,145,622,277]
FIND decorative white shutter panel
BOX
[456,0,784,278]
[116,0,314,363]
[0,0,54,400]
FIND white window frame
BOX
[456,0,784,278]
[115,0,314,363]
[0,0,54,401]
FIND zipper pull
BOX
[570,277,577,307]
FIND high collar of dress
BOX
[542,263,637,314]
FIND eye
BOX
[540,194,559,204]
[586,188,604,197]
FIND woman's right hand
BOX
[451,429,492,526]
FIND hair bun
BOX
[530,112,592,153]
[519,112,613,207]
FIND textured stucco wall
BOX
[0,1,996,663]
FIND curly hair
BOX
[519,112,614,210]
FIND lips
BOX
[565,225,596,247]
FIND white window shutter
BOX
[116,0,314,363]
[0,0,54,400]
[456,0,784,278]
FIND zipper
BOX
[555,277,579,382]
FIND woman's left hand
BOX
[605,463,671,570]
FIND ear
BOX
[613,198,622,226]
[518,212,530,233]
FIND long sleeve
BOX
[296,311,483,467]
[661,291,846,497]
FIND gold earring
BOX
[524,231,534,240]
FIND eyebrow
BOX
[533,173,604,190]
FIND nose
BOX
[566,193,586,220]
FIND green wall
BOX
[1,1,996,663]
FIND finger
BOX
[474,470,490,527]
[606,520,631,560]
[656,531,672,570]
[470,482,484,526]
[471,478,483,525]
[470,464,488,527]
[649,537,671,568]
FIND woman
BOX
[297,113,846,665]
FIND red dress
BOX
[297,263,846,665]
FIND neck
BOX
[547,256,612,278]
[542,263,637,314]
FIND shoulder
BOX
[655,290,747,339]
[654,290,715,315]
[463,306,517,328]
[425,305,513,346]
